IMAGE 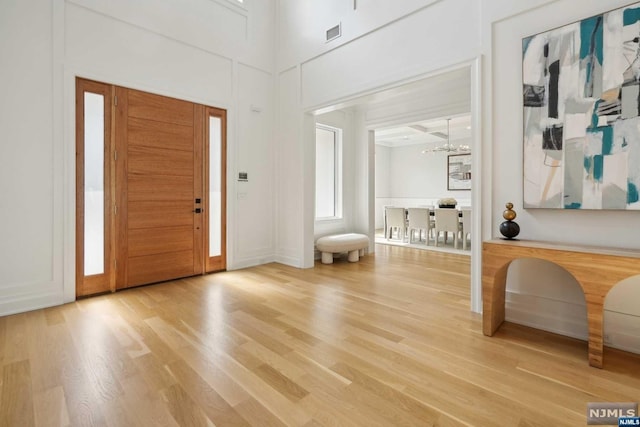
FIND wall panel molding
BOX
[66,0,248,55]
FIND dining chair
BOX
[385,207,406,241]
[418,205,437,238]
[461,209,471,250]
[407,208,432,244]
[434,208,460,248]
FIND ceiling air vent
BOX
[326,23,341,42]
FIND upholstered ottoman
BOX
[316,233,370,264]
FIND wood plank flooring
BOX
[1,244,639,426]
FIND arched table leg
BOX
[482,262,511,336]
[585,296,605,368]
[482,239,640,369]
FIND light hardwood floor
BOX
[1,245,639,426]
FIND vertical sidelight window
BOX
[83,92,105,275]
[76,78,112,297]
[209,116,222,258]
[205,107,226,273]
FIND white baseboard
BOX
[0,290,64,317]
[228,255,277,271]
[273,254,305,268]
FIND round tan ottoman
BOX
[315,233,370,264]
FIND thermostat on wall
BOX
[238,172,248,182]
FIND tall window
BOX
[315,124,342,219]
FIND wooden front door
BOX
[115,88,204,289]
[76,78,226,296]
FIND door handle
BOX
[192,208,202,214]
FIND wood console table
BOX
[482,239,640,368]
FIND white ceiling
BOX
[375,114,471,148]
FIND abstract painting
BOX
[523,2,640,209]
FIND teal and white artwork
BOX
[523,2,640,209]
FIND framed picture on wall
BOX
[522,1,640,209]
[447,153,471,190]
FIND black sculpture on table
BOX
[499,202,520,239]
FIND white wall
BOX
[0,0,276,315]
[234,64,276,268]
[277,0,441,70]
[486,0,640,353]
[352,109,375,247]
[389,145,472,199]
[297,1,479,109]
[0,0,59,313]
[275,66,305,266]
[375,145,391,198]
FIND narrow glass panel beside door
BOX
[209,116,222,258]
[84,92,105,276]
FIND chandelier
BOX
[421,118,470,154]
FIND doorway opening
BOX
[308,62,481,312]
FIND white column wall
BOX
[354,112,375,246]
[234,64,276,269]
[375,146,391,198]
[275,66,304,266]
